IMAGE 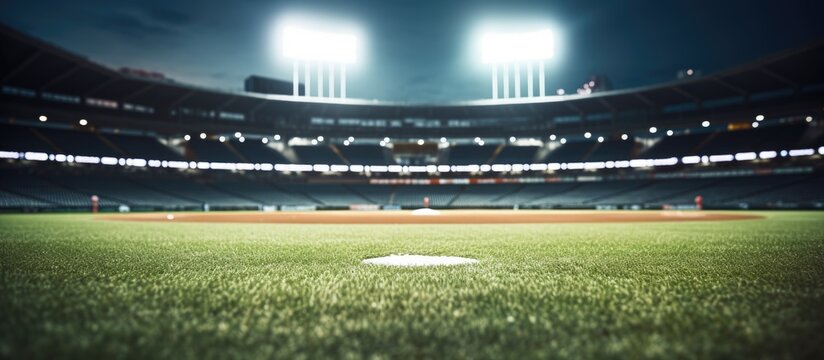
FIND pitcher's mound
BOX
[362,254,478,267]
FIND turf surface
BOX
[1,211,823,359]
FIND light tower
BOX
[480,29,555,100]
[281,25,360,98]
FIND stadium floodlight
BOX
[184,134,191,141]
[262,137,269,144]
[584,132,591,139]
[38,115,47,122]
[666,130,674,136]
[755,114,765,121]
[280,23,361,98]
[199,133,207,139]
[649,127,658,134]
[702,120,710,128]
[621,134,628,140]
[481,29,554,99]
[481,29,554,63]
[597,136,604,143]
[219,136,226,142]
[806,116,813,123]
[78,119,88,126]
[274,134,281,141]
[752,122,759,128]
[549,134,556,141]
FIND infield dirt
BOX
[97,210,762,224]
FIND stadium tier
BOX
[0,24,823,212]
[2,171,823,210]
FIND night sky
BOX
[2,0,822,102]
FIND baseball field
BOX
[1,210,823,358]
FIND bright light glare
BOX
[702,120,710,128]
[282,26,359,64]
[649,127,658,134]
[78,119,88,126]
[481,29,554,63]
[584,132,591,139]
[621,134,628,140]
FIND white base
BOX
[411,208,440,216]
[362,254,478,267]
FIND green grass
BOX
[1,211,823,359]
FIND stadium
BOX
[1,1,823,358]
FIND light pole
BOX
[481,29,555,100]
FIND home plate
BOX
[411,208,440,216]
[362,254,478,267]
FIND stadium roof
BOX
[1,22,823,137]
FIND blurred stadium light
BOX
[280,24,361,98]
[480,29,554,99]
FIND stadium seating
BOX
[338,145,393,165]
[642,132,710,158]
[447,145,497,165]
[38,127,122,157]
[0,174,118,208]
[450,184,521,207]
[57,175,199,209]
[104,133,184,160]
[277,184,365,207]
[348,184,394,204]
[210,180,316,206]
[0,188,51,208]
[293,145,345,164]
[543,141,595,163]
[187,139,242,162]
[492,146,539,164]
[134,179,257,208]
[0,124,56,153]
[532,181,648,207]
[231,141,290,163]
[586,139,635,161]
[392,185,462,208]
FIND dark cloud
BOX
[94,11,178,38]
[2,0,823,101]
[144,6,195,27]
